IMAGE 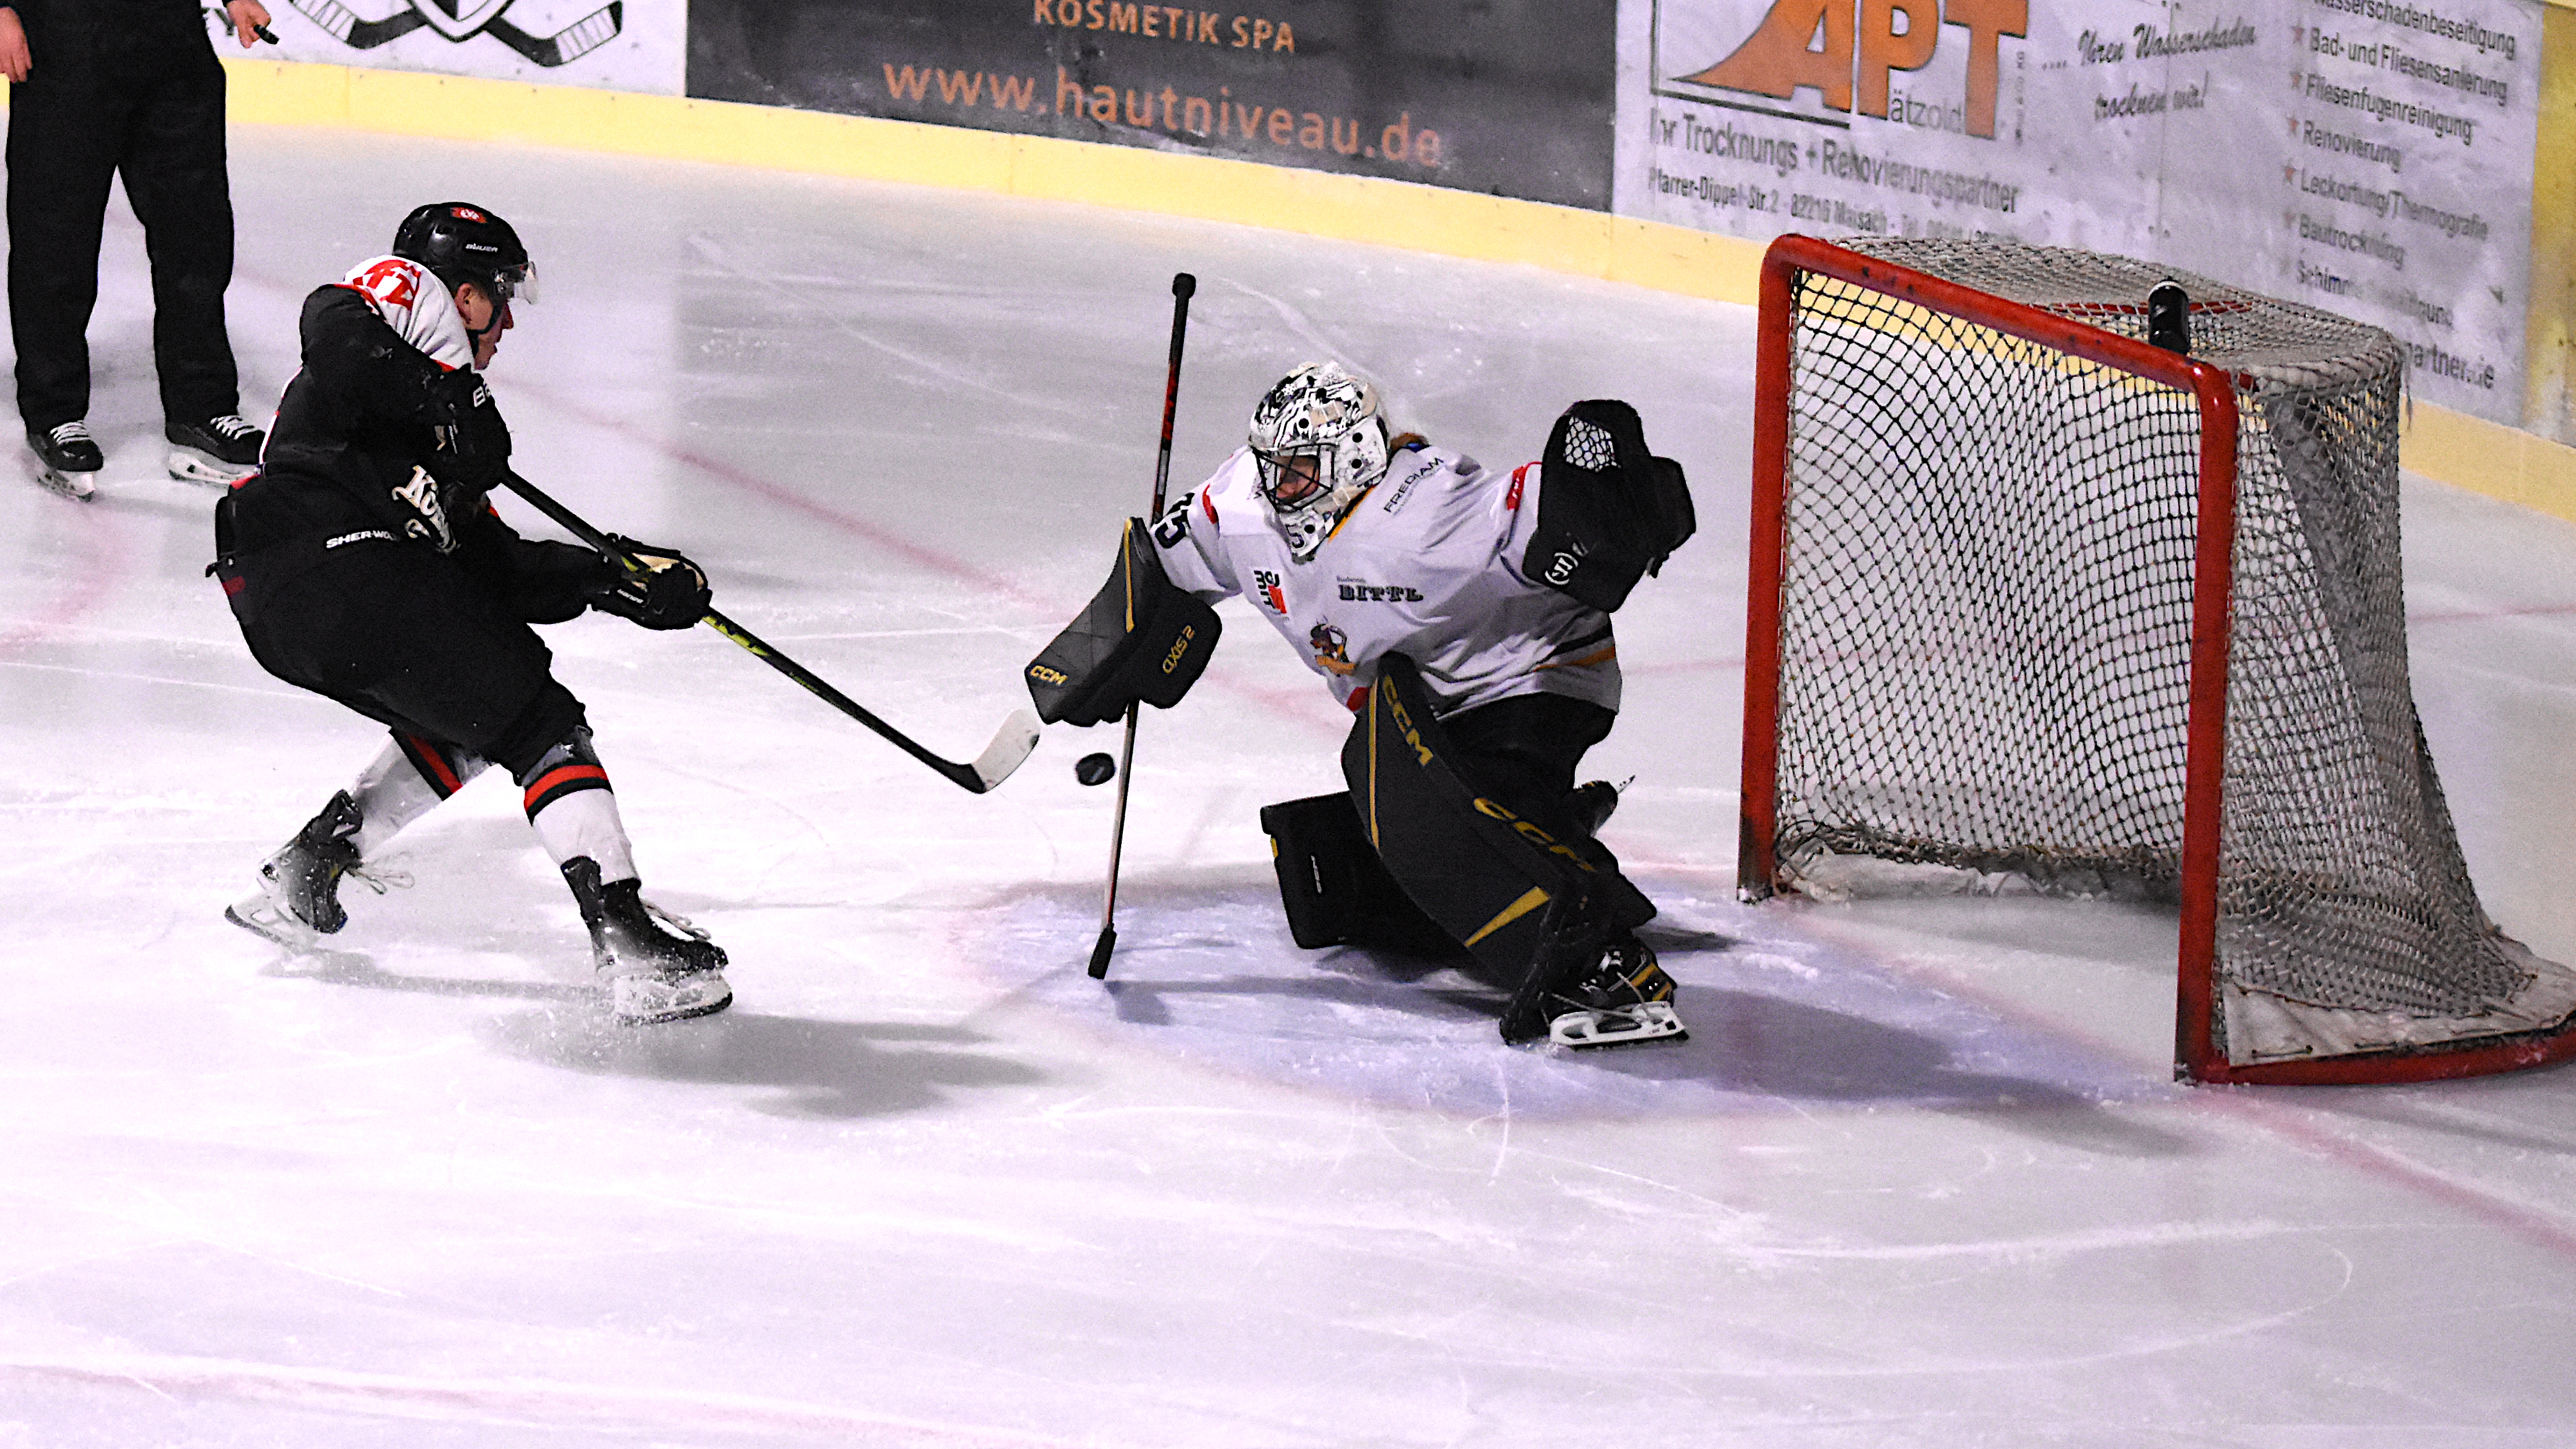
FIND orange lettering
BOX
[1943,0,2028,136]
[1681,0,1854,112]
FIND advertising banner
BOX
[687,1,1618,210]
[246,0,684,94]
[1615,0,2543,422]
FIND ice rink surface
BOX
[2,128,2574,1447]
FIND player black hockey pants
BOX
[220,538,590,781]
[7,20,238,433]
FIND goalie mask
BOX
[1248,362,1391,562]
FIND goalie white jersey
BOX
[1152,442,1619,717]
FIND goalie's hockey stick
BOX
[1089,272,1197,979]
[498,470,1040,794]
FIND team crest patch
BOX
[1309,622,1355,676]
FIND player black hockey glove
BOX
[586,537,713,630]
[426,367,510,490]
[1025,518,1220,726]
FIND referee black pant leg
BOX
[5,67,124,433]
[120,45,239,427]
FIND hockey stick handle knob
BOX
[1172,273,1196,299]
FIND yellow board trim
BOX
[74,55,2563,527]
[1462,886,1551,950]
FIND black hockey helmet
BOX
[392,202,537,304]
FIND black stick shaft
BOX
[496,470,1002,793]
[1091,272,1197,979]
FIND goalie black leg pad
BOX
[1339,655,1655,986]
[1258,792,1453,954]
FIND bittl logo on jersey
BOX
[1662,0,2028,137]
[286,0,622,66]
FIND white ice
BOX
[2,127,2573,1447]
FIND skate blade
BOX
[609,969,733,1026]
[225,896,318,951]
[1548,1001,1687,1048]
[169,448,256,487]
[35,467,95,501]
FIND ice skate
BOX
[563,856,732,1025]
[224,790,368,947]
[1501,904,1685,1048]
[167,415,264,486]
[28,421,101,501]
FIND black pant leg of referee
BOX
[121,31,240,430]
[6,20,239,438]
[6,27,123,436]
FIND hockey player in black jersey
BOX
[213,203,731,1025]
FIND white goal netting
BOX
[1755,237,2575,1077]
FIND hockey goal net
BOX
[1739,234,2576,1084]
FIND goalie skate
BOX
[1549,999,1686,1048]
[1503,916,1687,1050]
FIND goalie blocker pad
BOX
[1339,654,1653,984]
[1523,399,1696,613]
[1025,518,1221,727]
[1259,792,1453,955]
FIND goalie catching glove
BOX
[1522,399,1695,613]
[586,536,712,630]
[1026,518,1221,726]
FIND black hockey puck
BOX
[1075,752,1117,787]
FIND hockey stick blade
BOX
[485,1,622,66]
[1087,924,1115,979]
[287,0,426,48]
[972,708,1044,792]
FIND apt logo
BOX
[1673,0,2028,137]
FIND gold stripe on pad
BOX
[1462,886,1549,949]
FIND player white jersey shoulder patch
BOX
[340,255,474,372]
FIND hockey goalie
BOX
[1028,363,1696,1047]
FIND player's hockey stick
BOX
[498,470,1041,794]
[1090,272,1197,979]
[286,0,426,49]
[486,1,622,66]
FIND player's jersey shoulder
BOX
[1367,441,1485,519]
[1194,448,1268,534]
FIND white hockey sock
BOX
[529,787,639,884]
[349,741,487,858]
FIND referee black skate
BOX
[213,203,733,1026]
[2,0,276,495]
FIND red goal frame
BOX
[1737,234,2576,1086]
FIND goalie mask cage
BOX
[1739,234,2576,1084]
